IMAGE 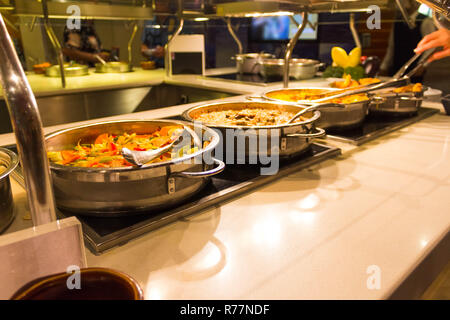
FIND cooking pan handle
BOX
[246,94,267,102]
[171,158,225,178]
[369,95,387,106]
[286,127,326,138]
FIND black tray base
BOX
[325,107,439,145]
[57,143,341,255]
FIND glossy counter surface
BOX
[1,75,449,300]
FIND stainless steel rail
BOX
[395,0,416,29]
[226,18,243,55]
[165,0,185,77]
[42,0,66,88]
[349,13,361,48]
[128,21,139,67]
[0,14,57,226]
[283,11,308,88]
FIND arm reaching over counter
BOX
[415,28,450,62]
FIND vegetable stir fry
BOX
[47,125,199,168]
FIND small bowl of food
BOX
[33,62,51,74]
[141,60,156,70]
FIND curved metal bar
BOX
[165,18,184,76]
[349,13,361,48]
[170,158,225,178]
[0,14,57,226]
[226,18,243,55]
[42,0,66,88]
[394,0,416,29]
[165,0,185,77]
[128,21,138,67]
[284,11,308,88]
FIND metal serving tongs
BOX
[312,48,438,103]
[308,49,437,105]
[392,47,438,80]
[121,126,202,166]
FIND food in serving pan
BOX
[33,62,51,74]
[141,61,156,70]
[392,83,423,93]
[47,125,199,168]
[191,107,309,126]
[330,74,381,88]
[266,89,368,104]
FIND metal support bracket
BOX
[0,13,57,226]
[226,17,243,55]
[165,0,185,77]
[284,11,308,88]
[42,0,66,88]
[128,21,139,68]
[349,13,361,48]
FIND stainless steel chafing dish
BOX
[182,100,325,161]
[259,58,324,80]
[45,63,89,77]
[260,87,370,129]
[369,86,426,115]
[0,147,19,233]
[95,61,133,73]
[45,119,225,216]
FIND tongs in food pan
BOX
[311,48,439,104]
[393,47,439,79]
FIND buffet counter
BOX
[1,74,449,300]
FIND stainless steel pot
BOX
[233,53,275,74]
[45,63,89,77]
[0,147,19,233]
[95,61,133,73]
[45,120,225,216]
[259,58,324,80]
[369,87,425,115]
[182,101,325,162]
[261,87,370,129]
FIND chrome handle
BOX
[286,127,326,138]
[171,158,225,178]
[0,14,57,225]
[246,95,267,102]
[369,95,387,105]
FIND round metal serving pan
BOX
[45,64,89,77]
[261,87,370,130]
[233,53,275,74]
[0,147,19,233]
[182,101,325,161]
[369,86,426,115]
[259,59,323,80]
[45,119,224,216]
[95,62,133,73]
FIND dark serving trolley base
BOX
[56,143,341,255]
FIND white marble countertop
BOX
[1,74,449,300]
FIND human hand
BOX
[153,45,165,58]
[414,28,450,62]
[99,52,110,60]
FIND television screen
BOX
[251,14,318,41]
